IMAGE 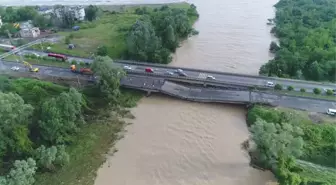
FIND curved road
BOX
[13,49,336,94]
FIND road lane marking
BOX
[198,73,208,79]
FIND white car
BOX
[265,81,275,87]
[11,66,19,71]
[123,65,132,70]
[206,75,216,80]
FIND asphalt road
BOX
[122,75,336,113]
[13,49,336,94]
[1,60,335,114]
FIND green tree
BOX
[269,41,280,53]
[33,15,51,29]
[16,6,38,21]
[34,145,69,171]
[85,5,98,21]
[91,56,125,103]
[287,86,294,91]
[6,158,37,185]
[249,118,304,169]
[300,88,306,93]
[274,84,283,90]
[326,89,333,96]
[38,88,84,144]
[313,88,321,95]
[34,145,57,171]
[54,145,70,167]
[0,92,34,158]
[96,45,108,56]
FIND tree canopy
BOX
[126,4,198,64]
[259,0,336,82]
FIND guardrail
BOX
[116,60,336,87]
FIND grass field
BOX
[32,2,195,59]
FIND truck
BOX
[48,53,68,61]
[70,65,93,75]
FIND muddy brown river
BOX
[4,0,279,184]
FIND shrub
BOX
[274,84,283,90]
[71,60,77,65]
[287,86,294,91]
[326,89,333,96]
[313,88,321,95]
[300,88,306,93]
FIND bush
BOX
[274,84,283,90]
[287,86,294,91]
[326,89,333,96]
[313,88,321,95]
[65,36,71,44]
[300,88,306,93]
[71,60,77,65]
[96,45,108,56]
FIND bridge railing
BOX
[117,60,336,86]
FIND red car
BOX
[145,68,154,73]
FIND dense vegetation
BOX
[0,5,100,37]
[0,56,130,184]
[247,106,336,184]
[259,0,336,82]
[125,4,199,63]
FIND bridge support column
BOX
[146,91,152,97]
[203,83,207,87]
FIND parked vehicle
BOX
[145,68,154,73]
[70,65,93,75]
[11,66,19,71]
[178,72,188,77]
[165,71,174,76]
[48,53,67,61]
[326,108,336,116]
[265,81,275,87]
[0,44,16,51]
[72,26,80,31]
[123,65,132,70]
[206,75,216,80]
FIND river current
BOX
[3,0,278,184]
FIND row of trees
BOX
[259,0,336,82]
[272,84,335,95]
[125,4,199,64]
[0,56,124,184]
[247,106,336,184]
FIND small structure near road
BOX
[19,21,41,38]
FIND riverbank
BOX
[246,105,336,184]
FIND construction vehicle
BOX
[70,65,93,75]
[23,61,39,72]
[4,30,39,73]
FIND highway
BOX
[0,60,335,114]
[16,49,336,94]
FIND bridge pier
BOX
[203,83,207,87]
[146,91,152,97]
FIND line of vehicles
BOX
[124,65,216,80]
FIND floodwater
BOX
[95,0,278,184]
[4,0,278,184]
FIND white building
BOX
[20,27,40,38]
[53,6,86,21]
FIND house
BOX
[20,27,40,38]
[53,6,86,21]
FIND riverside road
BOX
[16,49,336,93]
[0,61,335,114]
